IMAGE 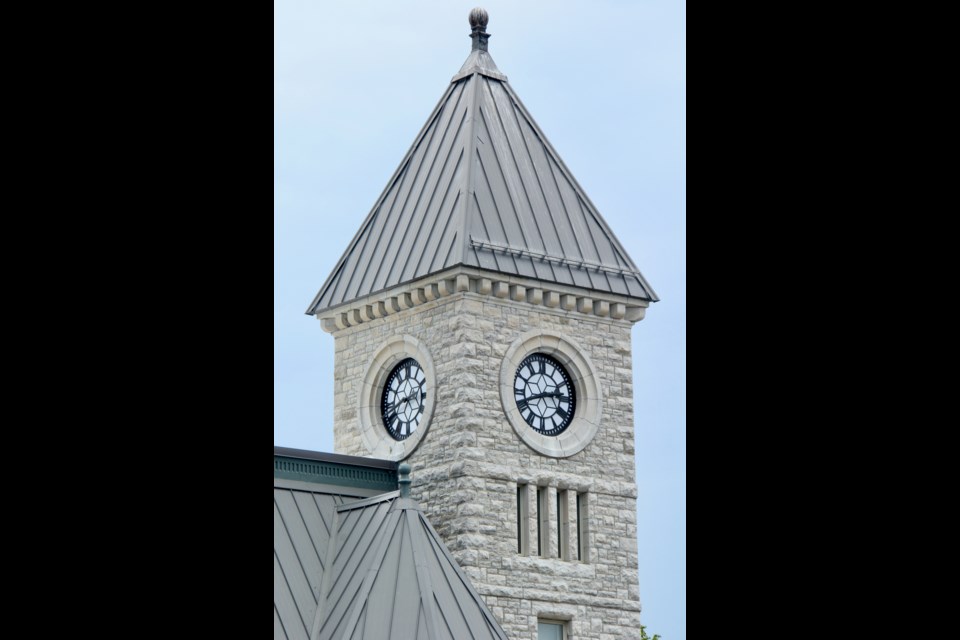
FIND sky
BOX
[274,1,685,638]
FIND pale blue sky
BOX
[274,1,685,638]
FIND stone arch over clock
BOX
[357,335,437,461]
[499,330,603,458]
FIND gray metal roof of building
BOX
[315,492,509,640]
[275,483,363,640]
[275,449,399,640]
[275,450,509,640]
[307,14,658,315]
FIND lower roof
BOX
[274,447,508,640]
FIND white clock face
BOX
[514,353,576,436]
[381,358,427,441]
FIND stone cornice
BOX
[315,266,651,334]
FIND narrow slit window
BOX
[576,492,583,561]
[577,492,589,563]
[556,491,563,560]
[537,487,542,556]
[537,486,547,557]
[517,484,523,554]
[517,483,530,554]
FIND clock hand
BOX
[525,391,564,401]
[397,389,421,405]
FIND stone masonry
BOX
[331,286,642,640]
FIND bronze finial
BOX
[469,7,488,30]
[469,8,490,52]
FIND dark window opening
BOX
[517,485,523,554]
[556,491,562,559]
[576,492,583,561]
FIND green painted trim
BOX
[274,455,398,492]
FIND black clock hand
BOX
[397,388,422,405]
[525,391,564,401]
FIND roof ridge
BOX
[451,73,483,278]
[406,509,443,640]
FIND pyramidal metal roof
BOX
[314,491,509,640]
[307,10,658,315]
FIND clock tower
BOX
[307,9,658,640]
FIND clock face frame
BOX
[381,357,427,441]
[514,353,576,436]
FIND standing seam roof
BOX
[274,485,358,640]
[314,492,510,640]
[307,27,657,315]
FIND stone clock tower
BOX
[307,9,658,640]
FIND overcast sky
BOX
[275,1,685,638]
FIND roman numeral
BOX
[517,398,529,411]
[556,407,568,420]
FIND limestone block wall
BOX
[330,291,642,640]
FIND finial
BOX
[398,463,412,498]
[469,7,488,30]
[468,7,490,52]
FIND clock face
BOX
[514,353,576,436]
[381,358,427,441]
